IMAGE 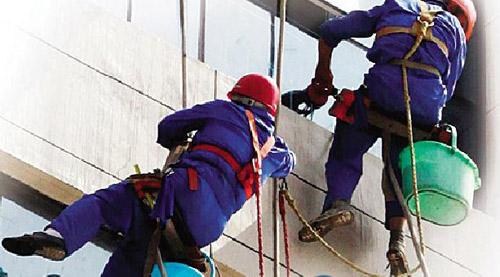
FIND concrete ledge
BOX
[0,149,82,206]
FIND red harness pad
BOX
[127,173,162,200]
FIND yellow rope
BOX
[401,15,432,256]
[282,190,383,277]
[401,64,426,255]
[392,2,440,276]
[283,182,425,276]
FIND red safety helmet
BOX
[227,73,280,116]
[447,0,477,41]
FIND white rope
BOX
[273,0,288,276]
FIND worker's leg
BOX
[382,134,407,230]
[382,135,409,275]
[323,121,379,211]
[49,181,143,255]
[299,120,378,242]
[2,181,156,275]
[100,197,156,277]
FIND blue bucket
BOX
[151,262,203,277]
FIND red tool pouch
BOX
[329,89,357,124]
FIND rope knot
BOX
[416,16,434,36]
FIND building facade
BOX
[0,0,498,276]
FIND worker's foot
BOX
[298,200,354,243]
[2,232,67,261]
[386,230,410,277]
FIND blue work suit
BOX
[50,100,295,276]
[319,0,466,225]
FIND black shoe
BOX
[298,200,354,243]
[2,232,67,261]
[387,230,410,276]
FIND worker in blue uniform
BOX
[283,0,476,274]
[2,73,296,276]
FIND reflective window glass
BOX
[206,0,272,77]
[132,0,181,48]
[86,0,128,20]
[326,0,384,12]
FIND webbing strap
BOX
[376,1,449,57]
[245,110,263,172]
[192,144,242,172]
[231,94,268,110]
[390,59,441,76]
[190,135,274,199]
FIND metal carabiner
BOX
[279,178,289,191]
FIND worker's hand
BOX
[314,66,333,86]
[306,80,335,108]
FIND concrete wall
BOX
[473,1,500,219]
[0,0,498,276]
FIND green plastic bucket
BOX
[399,125,481,226]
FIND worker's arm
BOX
[262,136,296,178]
[308,6,384,107]
[319,7,383,49]
[157,102,220,149]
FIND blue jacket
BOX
[320,0,466,125]
[153,100,296,246]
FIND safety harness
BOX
[189,109,274,276]
[377,0,448,78]
[131,108,275,276]
[331,0,452,141]
[322,1,453,276]
[187,109,275,201]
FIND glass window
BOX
[323,0,383,48]
[279,21,372,131]
[277,22,383,155]
[86,0,128,20]
[0,198,110,276]
[131,0,201,59]
[185,0,202,59]
[326,0,384,12]
[132,0,181,48]
[206,0,271,77]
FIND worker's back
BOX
[155,100,295,246]
[364,0,466,126]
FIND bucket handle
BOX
[444,124,457,152]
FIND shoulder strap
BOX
[375,0,449,57]
[244,110,276,168]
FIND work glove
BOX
[306,67,336,107]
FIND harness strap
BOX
[188,109,275,199]
[390,59,441,77]
[376,1,448,58]
[245,110,264,175]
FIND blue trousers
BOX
[322,120,408,229]
[50,181,156,276]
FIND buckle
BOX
[245,98,256,106]
[417,16,434,27]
